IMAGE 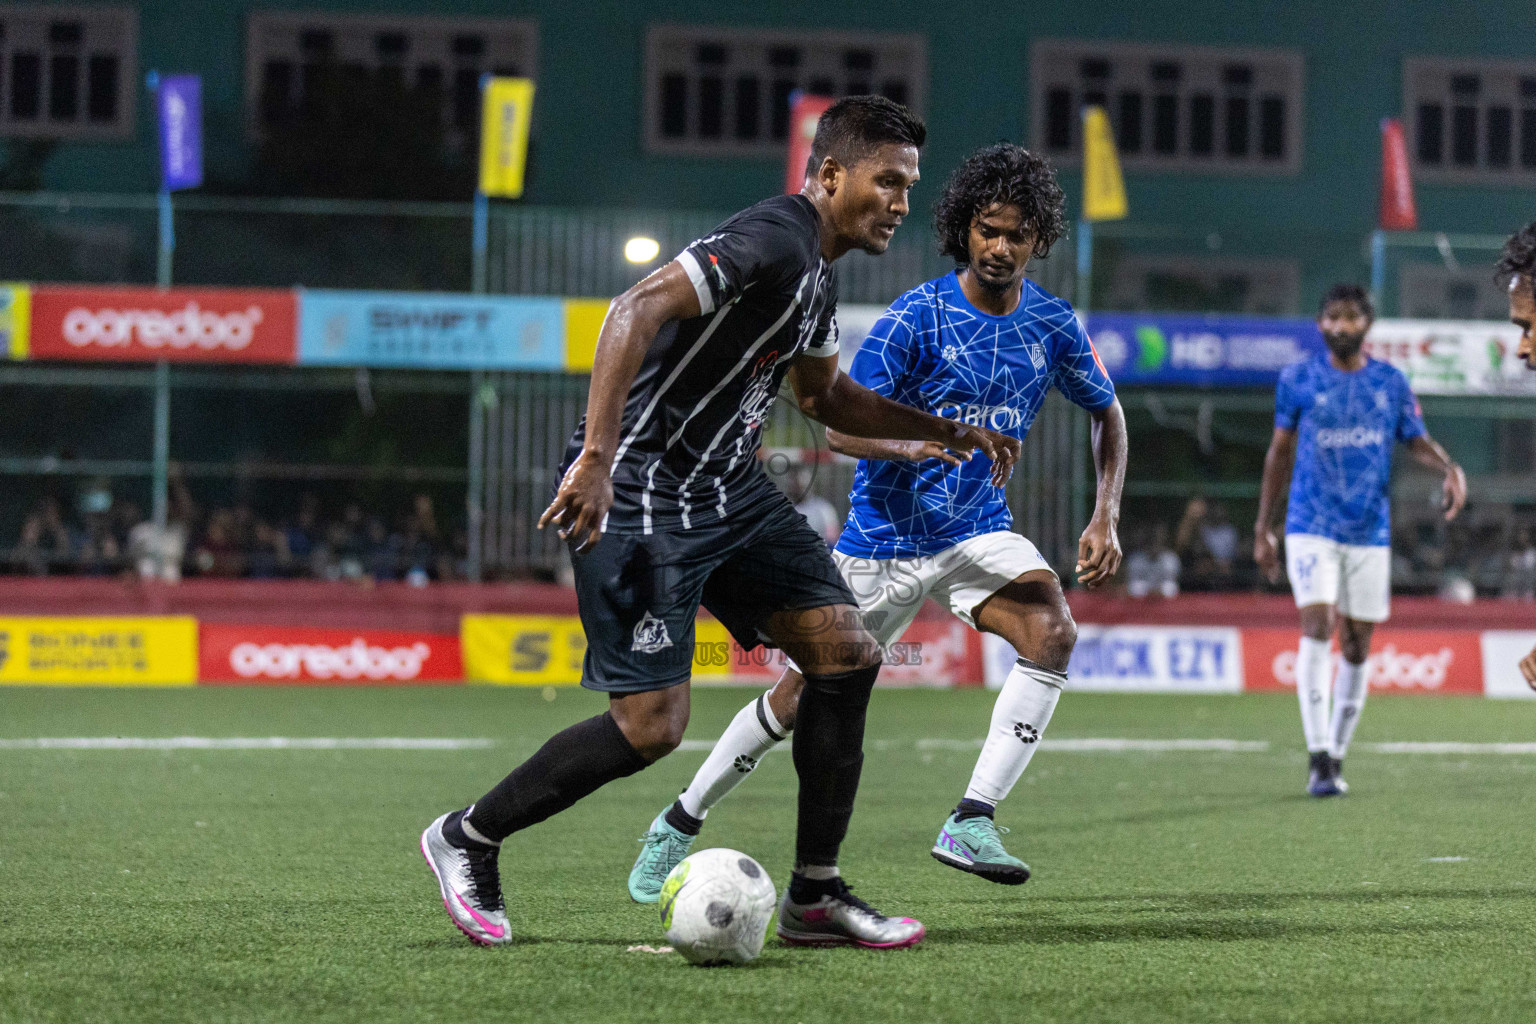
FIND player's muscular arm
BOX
[538,263,701,551]
[1253,427,1298,583]
[787,353,1020,485]
[1075,399,1128,588]
[1406,435,1468,522]
[824,429,968,467]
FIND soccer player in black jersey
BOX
[422,96,1021,949]
[1495,223,1536,690]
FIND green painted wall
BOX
[7,1,1536,292]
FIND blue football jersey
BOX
[835,271,1116,559]
[1276,354,1426,547]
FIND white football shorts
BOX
[832,531,1054,650]
[1284,532,1391,623]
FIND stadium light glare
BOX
[624,236,661,263]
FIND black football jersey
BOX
[562,194,840,534]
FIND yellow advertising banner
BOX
[478,77,535,199]
[0,616,197,686]
[562,298,612,372]
[1081,106,1128,223]
[461,614,735,685]
[2,283,30,359]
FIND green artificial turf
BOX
[2,686,1534,1023]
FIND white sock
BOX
[1329,657,1369,760]
[1296,636,1332,752]
[677,693,788,820]
[963,658,1065,806]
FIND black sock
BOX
[465,711,649,843]
[663,799,703,836]
[954,798,995,822]
[789,871,842,903]
[1308,750,1331,773]
[442,808,490,849]
[791,662,880,867]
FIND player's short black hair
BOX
[1318,282,1374,320]
[1495,221,1536,293]
[932,143,1066,264]
[808,95,926,172]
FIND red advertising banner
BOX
[1379,118,1418,231]
[199,625,462,685]
[784,93,836,195]
[29,286,298,364]
[1241,627,1482,695]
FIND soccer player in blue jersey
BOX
[1495,223,1536,690]
[628,144,1128,898]
[1254,284,1466,797]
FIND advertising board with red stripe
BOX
[1241,627,1483,695]
[199,625,462,684]
[29,286,298,364]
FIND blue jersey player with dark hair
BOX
[629,143,1129,897]
[1255,284,1466,798]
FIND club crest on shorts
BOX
[631,612,674,654]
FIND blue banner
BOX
[297,291,565,369]
[156,75,202,192]
[1086,313,1325,387]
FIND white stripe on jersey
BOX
[664,272,808,450]
[676,250,715,315]
[612,299,735,472]
[666,273,810,532]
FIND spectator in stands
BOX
[326,503,367,580]
[364,516,400,581]
[403,492,445,584]
[284,495,324,578]
[1124,522,1181,598]
[1504,526,1536,601]
[13,495,73,575]
[1175,497,1237,591]
[195,509,245,577]
[246,521,292,579]
[75,479,120,576]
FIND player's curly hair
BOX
[1318,282,1374,320]
[1496,220,1536,293]
[933,143,1066,264]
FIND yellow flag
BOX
[1081,106,1127,222]
[479,77,535,198]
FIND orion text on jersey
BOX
[836,272,1116,559]
[562,195,839,534]
[1276,355,1426,547]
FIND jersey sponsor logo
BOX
[1314,426,1386,448]
[738,351,780,429]
[935,401,1023,431]
[632,612,674,654]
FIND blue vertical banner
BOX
[156,74,203,191]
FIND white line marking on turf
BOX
[916,738,1272,753]
[0,737,493,750]
[1365,742,1536,755]
[1425,857,1469,862]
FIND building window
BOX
[0,5,135,139]
[644,26,926,157]
[245,12,537,145]
[1031,39,1303,174]
[1406,57,1536,184]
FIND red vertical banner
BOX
[784,93,836,195]
[1380,118,1418,231]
